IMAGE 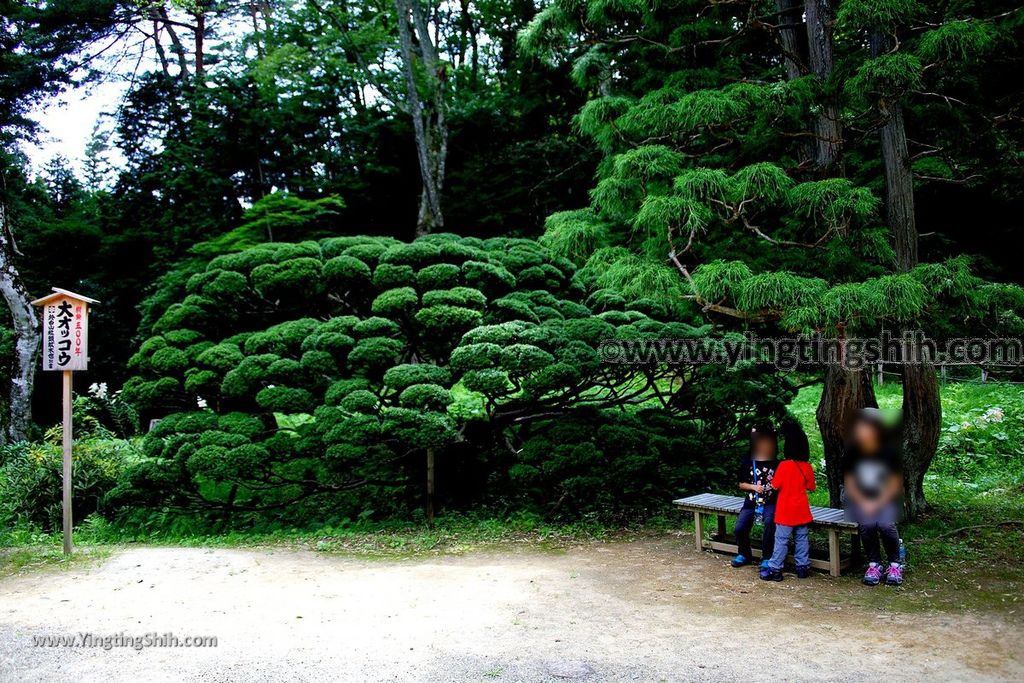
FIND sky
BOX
[25,79,129,175]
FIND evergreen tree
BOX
[526,0,1024,516]
[120,233,792,520]
[0,0,119,441]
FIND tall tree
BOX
[525,0,1024,517]
[0,0,118,441]
[773,0,880,506]
[393,0,448,233]
[0,200,40,442]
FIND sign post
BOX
[31,288,98,556]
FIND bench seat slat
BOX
[673,493,856,529]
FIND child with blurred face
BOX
[843,410,904,586]
[730,426,779,569]
[760,421,815,581]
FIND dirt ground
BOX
[0,537,1021,682]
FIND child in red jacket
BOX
[760,422,815,581]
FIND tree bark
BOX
[152,19,172,77]
[775,0,805,81]
[817,363,877,507]
[870,31,941,517]
[393,0,447,235]
[875,96,917,271]
[789,4,876,493]
[900,364,940,516]
[804,0,842,173]
[156,7,190,79]
[0,203,41,443]
[194,11,205,77]
[425,446,435,528]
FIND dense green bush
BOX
[119,234,793,522]
[0,437,138,530]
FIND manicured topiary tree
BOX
[120,233,792,521]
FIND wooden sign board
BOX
[31,288,98,372]
[31,287,99,556]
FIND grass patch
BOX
[786,380,1024,614]
[0,545,114,579]
[0,514,626,560]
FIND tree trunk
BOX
[817,364,877,507]
[772,2,875,501]
[876,97,917,271]
[156,8,190,79]
[804,0,842,174]
[870,31,941,517]
[900,364,940,517]
[425,446,435,528]
[775,0,805,81]
[152,19,171,77]
[393,0,446,235]
[799,4,876,502]
[194,12,205,77]
[0,203,41,443]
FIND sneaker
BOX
[730,554,750,568]
[863,562,883,586]
[759,559,771,570]
[885,563,903,586]
[796,565,811,579]
[759,567,783,582]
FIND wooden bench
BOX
[673,493,859,576]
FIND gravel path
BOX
[1,538,1020,682]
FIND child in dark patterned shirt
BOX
[731,426,779,569]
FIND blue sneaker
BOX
[731,554,750,568]
[759,559,771,570]
[759,567,783,582]
[796,565,811,579]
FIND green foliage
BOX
[791,382,1024,501]
[935,384,1024,478]
[541,209,609,265]
[633,196,712,248]
[837,0,924,32]
[120,234,791,522]
[789,179,879,228]
[736,272,827,313]
[594,254,686,304]
[1,438,138,531]
[918,21,997,63]
[849,54,924,101]
[193,194,345,255]
[731,163,793,204]
[689,260,753,303]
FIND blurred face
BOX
[752,436,776,461]
[852,419,880,453]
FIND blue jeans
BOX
[734,504,775,560]
[768,523,810,570]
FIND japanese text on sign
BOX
[42,296,89,371]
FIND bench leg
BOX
[827,529,841,577]
[716,514,726,539]
[693,512,704,552]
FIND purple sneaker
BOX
[759,567,783,582]
[863,562,883,586]
[885,563,903,586]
